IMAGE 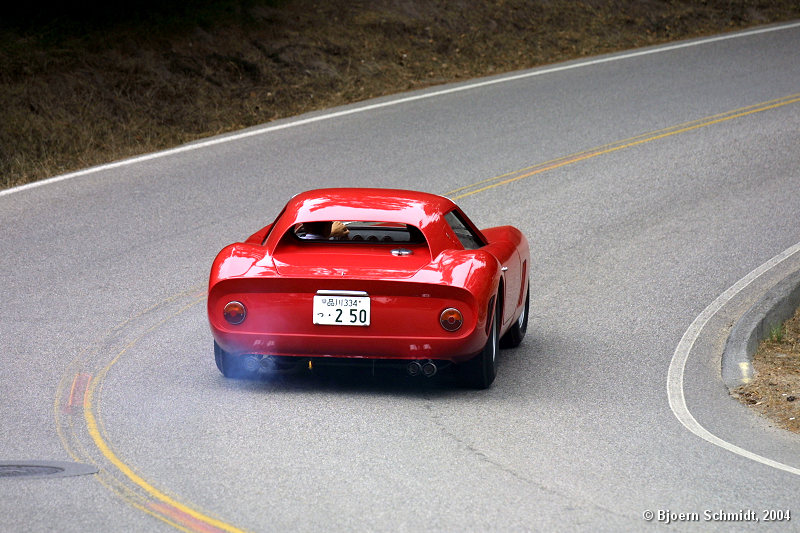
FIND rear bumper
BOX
[211,328,486,364]
[208,279,491,363]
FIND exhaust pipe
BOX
[260,356,276,371]
[421,360,437,378]
[407,360,438,377]
[407,361,422,376]
[243,354,261,373]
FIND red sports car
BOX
[208,188,529,388]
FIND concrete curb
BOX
[722,268,800,390]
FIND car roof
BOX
[282,188,457,226]
[264,188,465,253]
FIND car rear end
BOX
[208,237,489,371]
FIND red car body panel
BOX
[208,188,529,365]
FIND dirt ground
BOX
[735,308,800,434]
[2,0,800,189]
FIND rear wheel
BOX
[500,285,529,348]
[214,341,243,378]
[459,297,500,389]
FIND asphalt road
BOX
[2,22,800,532]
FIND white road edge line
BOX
[667,242,800,476]
[3,20,800,200]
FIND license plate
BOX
[313,291,370,326]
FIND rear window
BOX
[292,221,426,244]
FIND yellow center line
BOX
[82,296,247,533]
[450,93,800,200]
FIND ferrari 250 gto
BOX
[207,188,529,388]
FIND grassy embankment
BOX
[2,0,800,189]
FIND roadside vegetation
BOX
[2,0,800,189]
[736,307,800,434]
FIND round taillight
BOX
[440,308,463,331]
[223,301,246,325]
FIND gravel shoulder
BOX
[736,307,800,434]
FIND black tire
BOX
[214,341,242,378]
[500,285,529,348]
[459,297,500,389]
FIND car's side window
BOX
[444,210,484,250]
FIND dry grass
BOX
[2,0,800,189]
[736,307,800,433]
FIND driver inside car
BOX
[297,221,349,240]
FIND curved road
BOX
[2,22,800,532]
